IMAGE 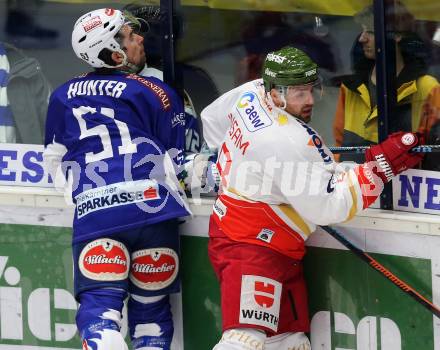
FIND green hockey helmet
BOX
[262,46,318,91]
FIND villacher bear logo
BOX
[130,248,179,291]
[79,238,129,281]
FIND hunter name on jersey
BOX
[44,72,191,243]
[67,79,127,99]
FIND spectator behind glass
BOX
[5,0,58,48]
[123,1,220,153]
[0,42,50,144]
[235,11,337,85]
[419,27,440,171]
[333,1,440,163]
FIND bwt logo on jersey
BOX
[79,238,130,281]
[130,248,179,291]
[239,275,282,332]
[236,92,272,132]
[300,122,332,163]
[76,180,160,218]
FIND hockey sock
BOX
[76,288,128,350]
[128,294,174,350]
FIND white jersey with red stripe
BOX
[201,79,381,259]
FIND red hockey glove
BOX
[364,132,424,183]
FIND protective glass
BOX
[123,10,149,36]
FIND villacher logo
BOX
[79,238,130,280]
[130,248,179,291]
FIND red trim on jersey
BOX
[211,194,306,260]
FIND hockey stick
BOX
[321,225,440,318]
[329,144,440,154]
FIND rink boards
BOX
[0,142,439,349]
[0,204,438,350]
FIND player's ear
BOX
[270,88,282,107]
[111,51,124,65]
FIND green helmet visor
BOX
[276,78,323,103]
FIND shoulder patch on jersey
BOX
[276,114,289,126]
[236,91,273,132]
[126,74,171,110]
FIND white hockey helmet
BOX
[72,8,128,68]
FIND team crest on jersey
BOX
[130,248,178,290]
[79,239,129,280]
[239,275,282,332]
[257,228,275,243]
[236,91,272,132]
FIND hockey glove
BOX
[182,152,219,193]
[364,132,424,183]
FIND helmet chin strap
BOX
[119,50,143,73]
[102,50,142,73]
[279,94,287,110]
[267,87,288,110]
[276,86,287,110]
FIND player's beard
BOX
[299,106,313,123]
[126,61,144,74]
[127,54,146,74]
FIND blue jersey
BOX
[44,72,190,243]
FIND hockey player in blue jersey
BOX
[43,8,191,350]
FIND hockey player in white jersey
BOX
[201,46,424,349]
